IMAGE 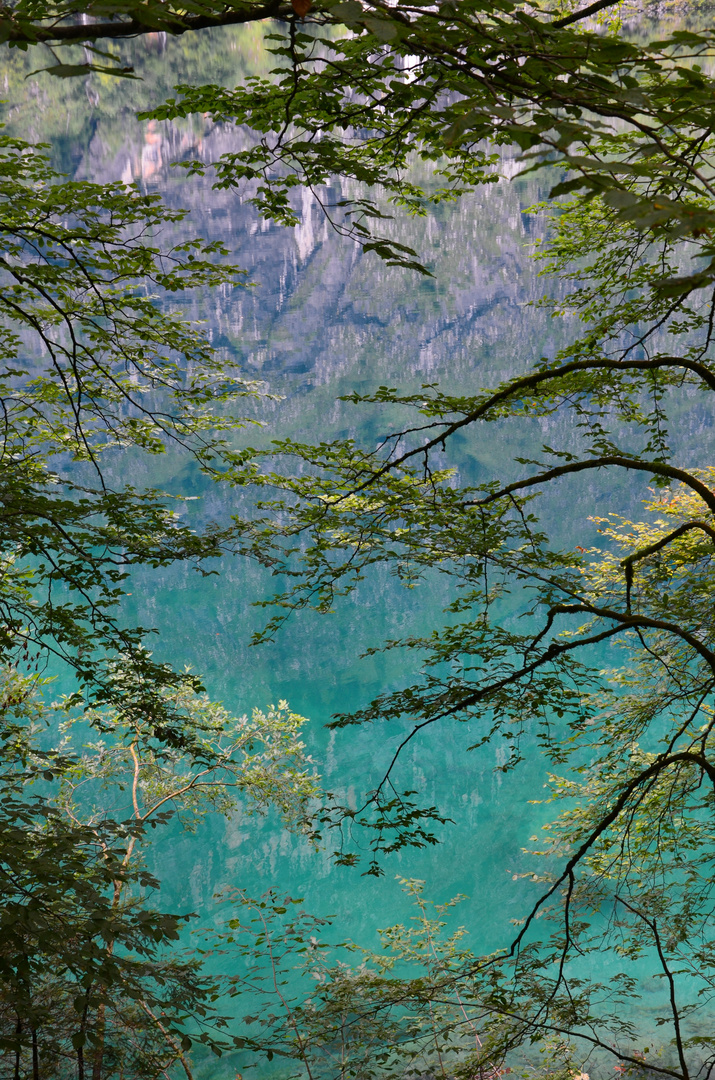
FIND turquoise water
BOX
[2,28,569,928]
[3,27,714,1073]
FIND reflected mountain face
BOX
[95,119,557,394]
[0,28,562,399]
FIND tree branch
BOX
[3,0,287,46]
[467,457,715,516]
[349,356,715,497]
[550,0,623,29]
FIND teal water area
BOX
[3,28,714,1073]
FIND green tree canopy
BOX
[3,0,715,1076]
[0,128,266,737]
[141,6,715,1074]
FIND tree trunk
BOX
[77,990,90,1080]
[13,1016,21,1080]
[91,1002,105,1080]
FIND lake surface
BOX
[3,27,713,1074]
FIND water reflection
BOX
[1,31,697,1069]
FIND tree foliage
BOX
[0,128,264,735]
[4,0,715,1075]
[210,182,715,1071]
[0,57,318,1080]
[0,666,318,1077]
[146,9,715,1073]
